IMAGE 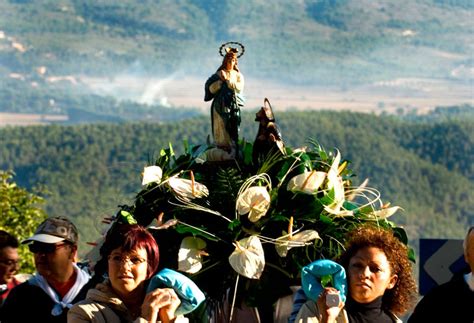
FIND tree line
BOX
[0,108,472,259]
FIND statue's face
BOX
[225,56,237,70]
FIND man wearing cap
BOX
[0,217,91,323]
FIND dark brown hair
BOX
[0,230,18,249]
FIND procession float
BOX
[89,42,413,322]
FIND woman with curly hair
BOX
[295,225,418,323]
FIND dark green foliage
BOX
[0,170,48,273]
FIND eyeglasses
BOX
[108,254,147,267]
[28,242,68,254]
[0,259,19,267]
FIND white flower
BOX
[325,151,345,213]
[236,186,270,222]
[142,166,163,185]
[168,176,209,200]
[287,170,326,194]
[323,205,354,217]
[292,147,307,154]
[346,178,369,201]
[275,217,321,257]
[228,236,265,279]
[178,237,208,274]
[368,206,402,219]
[276,230,320,257]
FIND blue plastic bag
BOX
[147,268,206,315]
[301,259,347,302]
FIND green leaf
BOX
[309,139,328,161]
[319,214,333,224]
[319,188,335,206]
[393,226,409,245]
[275,159,293,182]
[183,139,189,153]
[242,141,253,165]
[191,144,209,160]
[408,247,416,264]
[175,224,219,242]
[168,142,175,157]
[269,214,290,222]
[320,274,333,288]
[300,152,313,170]
[355,205,375,215]
[228,219,242,231]
[343,200,359,211]
[119,210,137,224]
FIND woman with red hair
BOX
[68,224,184,322]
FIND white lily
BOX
[275,217,321,257]
[325,151,345,213]
[228,236,265,279]
[142,165,163,185]
[323,205,354,217]
[287,170,326,194]
[236,186,271,222]
[178,237,208,274]
[292,147,307,154]
[346,178,369,201]
[168,173,209,200]
[368,206,402,219]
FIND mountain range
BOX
[1,0,472,117]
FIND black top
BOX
[346,296,394,323]
[0,279,93,323]
[408,275,474,323]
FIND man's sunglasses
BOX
[28,242,68,254]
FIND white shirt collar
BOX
[464,272,474,291]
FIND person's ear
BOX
[69,244,78,261]
[387,274,398,290]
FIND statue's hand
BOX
[219,70,230,81]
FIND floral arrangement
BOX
[105,138,412,312]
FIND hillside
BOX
[0,0,472,117]
[1,0,471,81]
[0,108,472,257]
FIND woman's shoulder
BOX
[295,300,319,322]
[73,282,122,309]
[68,298,106,322]
[70,287,110,315]
[70,297,106,313]
[88,282,126,305]
[388,311,402,323]
[295,300,348,323]
[68,286,127,322]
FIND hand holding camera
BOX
[325,293,341,308]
